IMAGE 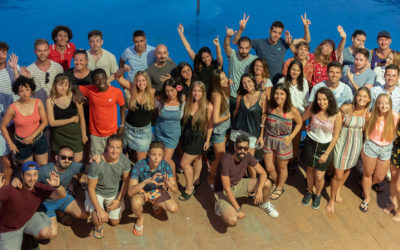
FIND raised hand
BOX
[301,12,311,27]
[7,53,18,69]
[347,68,354,82]
[239,13,250,30]
[20,66,32,78]
[46,171,61,187]
[285,30,293,45]
[177,23,184,35]
[11,177,23,189]
[213,36,220,46]
[337,25,347,39]
[225,27,237,37]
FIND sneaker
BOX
[301,191,313,207]
[260,202,279,218]
[214,202,222,216]
[312,195,321,210]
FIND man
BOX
[129,141,178,237]
[224,27,257,113]
[27,39,63,106]
[12,146,88,239]
[232,13,311,83]
[0,42,19,185]
[146,44,176,92]
[370,64,400,112]
[214,135,278,227]
[87,30,119,83]
[85,134,131,239]
[0,161,66,249]
[76,68,125,156]
[308,61,353,107]
[341,48,375,93]
[371,31,392,69]
[342,30,367,66]
[119,30,155,82]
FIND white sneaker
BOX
[214,202,222,216]
[260,202,279,218]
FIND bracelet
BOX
[260,124,265,128]
[52,184,62,189]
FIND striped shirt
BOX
[0,64,19,118]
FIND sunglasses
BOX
[237,146,249,151]
[59,155,73,161]
[45,72,50,84]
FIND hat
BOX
[377,31,391,39]
[21,161,39,173]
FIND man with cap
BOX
[370,31,392,69]
[0,161,66,249]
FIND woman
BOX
[178,24,223,96]
[49,25,76,70]
[309,26,347,87]
[65,49,92,86]
[387,115,400,222]
[282,41,314,84]
[46,73,87,162]
[248,58,272,100]
[374,51,400,86]
[116,71,155,162]
[327,87,371,213]
[301,87,342,210]
[360,94,399,212]
[180,81,213,201]
[263,84,302,200]
[0,76,48,165]
[154,78,184,175]
[208,69,230,186]
[175,62,194,99]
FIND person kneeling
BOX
[128,142,179,237]
[214,135,278,227]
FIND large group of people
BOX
[0,12,399,248]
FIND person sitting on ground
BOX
[214,134,279,227]
[128,141,179,237]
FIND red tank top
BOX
[11,99,41,138]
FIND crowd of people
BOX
[0,12,400,248]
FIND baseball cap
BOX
[377,31,391,39]
[21,161,39,173]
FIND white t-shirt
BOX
[87,49,118,77]
[278,77,309,114]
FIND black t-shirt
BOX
[65,69,92,86]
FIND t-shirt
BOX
[341,65,376,93]
[121,45,156,82]
[39,162,85,192]
[79,85,124,137]
[130,159,173,192]
[27,60,64,106]
[65,69,92,86]
[214,153,258,192]
[0,64,19,119]
[370,85,400,113]
[228,49,257,98]
[88,154,131,197]
[278,77,310,114]
[0,183,53,233]
[252,38,289,82]
[342,47,354,66]
[146,60,177,91]
[308,81,353,107]
[48,43,76,71]
[87,49,119,77]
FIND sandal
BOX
[373,183,384,193]
[133,224,143,237]
[270,188,285,200]
[92,226,104,239]
[179,189,195,201]
[359,201,368,213]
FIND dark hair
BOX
[193,47,215,73]
[295,41,310,52]
[236,134,250,145]
[133,30,146,38]
[352,30,367,39]
[355,48,369,59]
[237,73,258,96]
[311,87,338,117]
[149,141,165,151]
[284,59,304,91]
[352,86,371,108]
[106,134,123,146]
[0,42,9,51]
[327,61,343,73]
[315,39,336,65]
[12,76,36,94]
[174,62,195,83]
[249,58,270,79]
[34,39,49,49]
[269,83,293,113]
[238,36,251,47]
[51,25,73,42]
[270,21,284,30]
[88,30,103,40]
[74,49,88,59]
[58,145,74,154]
[385,64,400,74]
[161,78,183,106]
[91,68,107,80]
[211,69,229,115]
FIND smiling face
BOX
[354,53,368,71]
[317,92,329,111]
[377,95,391,114]
[73,53,88,71]
[355,89,370,108]
[93,72,108,92]
[23,170,38,190]
[378,37,391,50]
[135,74,148,91]
[384,68,399,87]
[253,60,265,76]
[289,64,301,80]
[328,66,342,84]
[220,71,229,88]
[385,52,393,66]
[235,141,249,161]
[296,45,309,60]
[55,30,69,47]
[192,85,203,101]
[34,44,50,62]
[242,76,255,93]
[274,89,287,106]
[269,27,283,44]
[201,51,212,66]
[105,139,122,160]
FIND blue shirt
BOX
[341,65,376,94]
[121,44,155,82]
[130,159,173,192]
[308,81,353,107]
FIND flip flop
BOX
[359,201,368,213]
[133,224,143,237]
[179,189,195,201]
[92,226,104,239]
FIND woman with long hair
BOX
[301,87,342,210]
[179,81,213,201]
[263,83,302,200]
[46,73,87,162]
[360,94,399,212]
[248,58,272,100]
[175,62,194,99]
[327,87,371,213]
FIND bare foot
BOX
[335,195,343,203]
[384,204,394,215]
[326,201,335,214]
[392,213,400,222]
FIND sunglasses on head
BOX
[59,155,73,161]
[74,49,87,55]
[45,72,50,84]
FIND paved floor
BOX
[32,163,400,250]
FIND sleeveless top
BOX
[53,99,78,120]
[126,102,152,127]
[369,111,398,146]
[265,110,293,137]
[234,94,262,137]
[11,99,40,138]
[213,97,230,134]
[308,113,335,144]
[370,49,387,70]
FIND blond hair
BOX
[128,71,155,111]
[366,94,395,142]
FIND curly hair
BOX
[12,76,36,94]
[51,25,73,43]
[311,87,338,117]
[314,39,336,66]
[248,58,270,79]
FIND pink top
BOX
[308,113,336,144]
[11,99,40,138]
[369,111,399,146]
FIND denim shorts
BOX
[211,130,227,144]
[363,139,392,161]
[124,123,152,152]
[14,133,48,160]
[39,193,75,218]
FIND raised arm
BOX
[224,27,237,58]
[114,66,131,89]
[232,13,249,45]
[293,13,311,45]
[7,53,19,79]
[213,36,223,69]
[177,24,196,61]
[336,25,347,60]
[48,171,67,200]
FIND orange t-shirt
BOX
[79,85,124,137]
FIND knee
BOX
[50,229,57,239]
[315,175,324,183]
[109,219,120,226]
[264,179,272,189]
[168,204,179,214]
[225,216,238,227]
[130,196,143,212]
[37,227,52,239]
